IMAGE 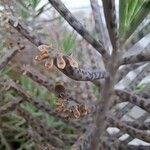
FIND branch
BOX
[17,107,65,148]
[8,19,43,46]
[47,0,110,60]
[8,18,109,81]
[71,124,96,150]
[107,116,150,143]
[0,98,22,115]
[126,63,150,91]
[112,108,149,145]
[115,89,150,113]
[0,48,19,70]
[54,56,109,81]
[8,80,81,131]
[120,44,150,65]
[116,63,144,83]
[124,22,150,50]
[22,65,55,92]
[102,0,118,50]
[124,121,150,130]
[90,0,109,50]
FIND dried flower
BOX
[56,54,66,69]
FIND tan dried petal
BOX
[56,54,66,69]
[73,106,80,119]
[78,104,88,116]
[38,44,52,52]
[55,85,66,98]
[67,55,78,68]
[45,59,53,69]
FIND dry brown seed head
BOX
[73,106,80,119]
[45,58,54,69]
[67,55,79,68]
[38,44,52,52]
[56,54,66,69]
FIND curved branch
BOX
[54,56,109,81]
[116,63,144,83]
[7,80,81,131]
[8,18,109,82]
[124,121,150,130]
[120,44,150,65]
[107,116,150,143]
[47,0,110,60]
[115,89,150,113]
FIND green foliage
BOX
[119,0,150,39]
[60,32,76,55]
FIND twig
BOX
[102,0,118,50]
[115,89,150,113]
[8,80,82,131]
[90,0,108,50]
[0,48,19,70]
[17,107,65,148]
[120,44,150,65]
[55,56,109,81]
[116,63,144,83]
[47,0,110,61]
[107,116,150,143]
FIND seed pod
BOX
[78,104,89,116]
[54,84,66,98]
[73,106,80,119]
[45,58,54,69]
[67,54,78,68]
[38,44,52,52]
[56,54,66,69]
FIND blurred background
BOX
[0,0,150,149]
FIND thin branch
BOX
[127,63,150,91]
[107,116,150,143]
[22,65,55,92]
[115,89,150,113]
[102,0,118,50]
[47,0,110,60]
[90,0,109,50]
[8,18,109,81]
[121,113,149,144]
[120,44,150,65]
[116,63,144,83]
[8,80,82,131]
[71,124,96,150]
[101,136,150,150]
[0,98,22,115]
[0,48,19,70]
[17,107,65,148]
[124,121,150,130]
[54,56,109,81]
[124,22,150,50]
[112,108,149,145]
[8,19,43,46]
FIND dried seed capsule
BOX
[56,54,66,69]
[38,44,52,52]
[54,84,66,98]
[78,104,89,116]
[73,106,80,119]
[45,58,54,69]
[67,54,78,68]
